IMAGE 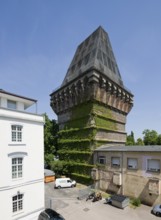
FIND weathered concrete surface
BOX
[45,182,156,220]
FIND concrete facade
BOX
[0,90,44,220]
[93,146,161,205]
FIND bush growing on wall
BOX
[71,173,93,185]
[55,101,118,184]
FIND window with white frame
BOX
[11,125,22,142]
[127,158,138,169]
[7,100,17,110]
[12,193,23,213]
[147,159,160,172]
[98,156,106,164]
[12,158,23,179]
[111,157,120,167]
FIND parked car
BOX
[38,208,65,220]
[54,177,76,189]
[152,204,161,216]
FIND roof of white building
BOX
[0,89,37,109]
[94,145,161,152]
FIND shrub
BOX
[131,198,141,207]
[71,173,93,185]
[50,160,68,176]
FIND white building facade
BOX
[0,89,44,220]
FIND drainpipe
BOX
[121,151,124,195]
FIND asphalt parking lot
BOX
[45,182,157,220]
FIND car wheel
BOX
[57,186,61,189]
[156,212,161,217]
[71,184,74,188]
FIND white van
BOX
[54,178,76,189]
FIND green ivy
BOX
[58,127,97,140]
[92,102,114,119]
[58,139,91,150]
[62,161,93,175]
[94,116,117,130]
[56,101,118,183]
[69,101,93,120]
[58,150,92,163]
[71,173,93,185]
[58,142,91,151]
[58,138,91,144]
[63,101,116,130]
[65,117,89,129]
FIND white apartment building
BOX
[0,89,44,220]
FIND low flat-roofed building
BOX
[93,145,161,206]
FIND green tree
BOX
[43,113,59,165]
[157,134,161,145]
[135,138,144,146]
[142,129,158,145]
[44,153,55,167]
[50,160,68,176]
[126,131,135,145]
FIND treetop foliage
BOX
[126,129,161,146]
[43,113,59,155]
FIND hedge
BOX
[70,173,93,185]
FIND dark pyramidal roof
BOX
[62,26,123,87]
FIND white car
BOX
[54,178,76,189]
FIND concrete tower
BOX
[50,26,133,182]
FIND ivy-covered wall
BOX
[57,101,125,183]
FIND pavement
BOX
[45,182,157,220]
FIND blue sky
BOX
[1,0,161,140]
